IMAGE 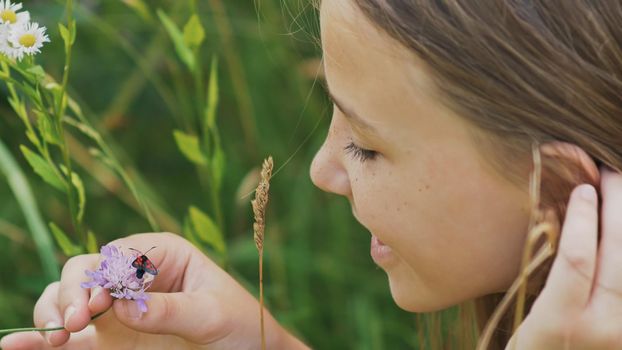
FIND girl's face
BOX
[311,0,532,312]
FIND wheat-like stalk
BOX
[251,156,273,350]
[477,143,560,350]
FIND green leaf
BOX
[26,65,46,83]
[69,20,77,45]
[25,129,40,148]
[59,20,77,46]
[205,57,219,129]
[173,130,207,165]
[183,14,205,49]
[20,145,65,191]
[36,112,61,145]
[157,9,195,71]
[212,147,225,191]
[189,206,225,253]
[58,23,70,46]
[8,95,27,120]
[121,0,153,22]
[61,165,86,224]
[72,173,86,224]
[8,97,40,147]
[182,216,203,249]
[44,81,62,93]
[88,148,115,168]
[67,97,85,120]
[20,83,40,101]
[63,117,101,142]
[86,231,98,254]
[49,222,83,256]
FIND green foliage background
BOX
[0,0,420,348]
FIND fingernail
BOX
[124,301,142,319]
[580,184,596,201]
[63,305,76,328]
[44,321,59,344]
[89,286,102,305]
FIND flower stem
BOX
[0,310,107,335]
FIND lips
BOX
[352,206,397,266]
[373,235,385,246]
[370,234,395,266]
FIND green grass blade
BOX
[0,138,59,282]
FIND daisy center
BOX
[0,10,16,24]
[18,33,36,48]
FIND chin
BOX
[387,274,462,313]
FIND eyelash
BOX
[344,142,378,163]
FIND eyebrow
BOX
[322,81,378,133]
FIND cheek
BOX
[349,167,417,243]
[350,155,531,309]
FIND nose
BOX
[309,115,352,197]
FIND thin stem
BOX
[55,0,84,244]
[59,3,73,116]
[208,171,224,239]
[259,249,265,350]
[193,52,204,130]
[0,310,107,335]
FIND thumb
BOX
[113,292,230,344]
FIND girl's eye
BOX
[344,142,378,163]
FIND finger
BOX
[591,168,622,303]
[33,282,70,346]
[87,286,113,315]
[58,254,101,333]
[107,232,195,292]
[538,184,598,312]
[0,332,47,350]
[59,233,194,332]
[0,324,96,350]
[112,291,229,345]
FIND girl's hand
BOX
[0,232,307,350]
[508,168,622,349]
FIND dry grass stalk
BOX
[251,156,273,350]
[477,143,560,350]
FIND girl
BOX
[3,0,622,348]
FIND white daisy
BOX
[0,24,14,58]
[0,1,28,26]
[9,21,49,60]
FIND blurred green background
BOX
[0,0,419,348]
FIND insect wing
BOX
[131,256,144,269]
[143,258,158,275]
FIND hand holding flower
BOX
[0,232,308,350]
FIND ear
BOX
[539,141,600,185]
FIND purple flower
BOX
[81,244,153,314]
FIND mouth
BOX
[351,205,398,267]
[370,235,396,267]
